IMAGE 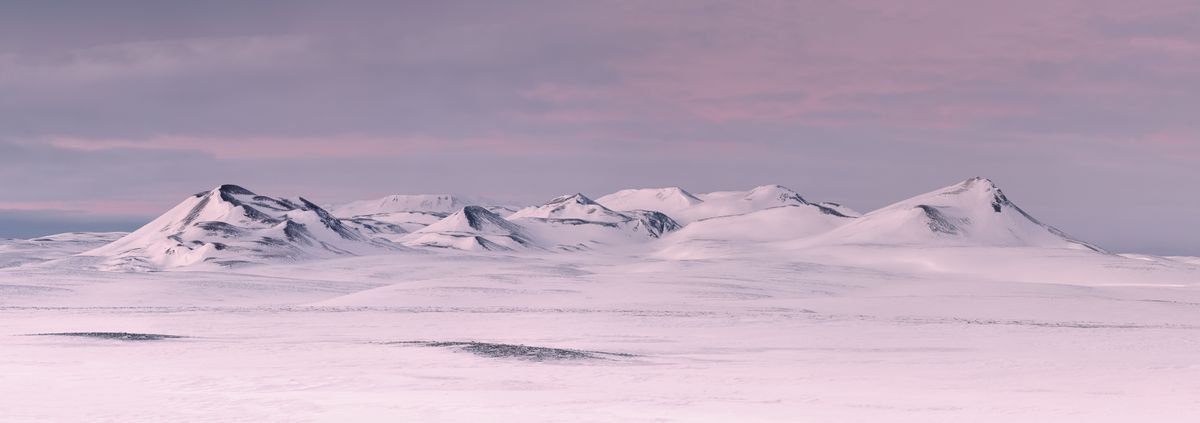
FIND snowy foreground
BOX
[2,243,1199,422]
[3,178,1199,421]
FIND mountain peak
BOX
[936,177,1009,213]
[216,184,256,196]
[547,193,596,205]
[745,184,808,205]
[955,176,998,190]
[194,184,257,198]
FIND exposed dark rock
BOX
[28,332,185,341]
[915,205,962,234]
[390,341,635,361]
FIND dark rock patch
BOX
[28,332,185,341]
[389,341,634,361]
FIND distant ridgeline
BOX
[73,178,1103,270]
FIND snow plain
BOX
[2,179,1199,422]
[2,243,1199,422]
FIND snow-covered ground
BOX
[3,178,1199,421]
[2,243,1199,422]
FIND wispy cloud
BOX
[0,35,311,85]
[37,133,595,160]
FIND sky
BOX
[0,0,1197,254]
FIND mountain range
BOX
[64,177,1105,270]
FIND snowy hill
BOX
[599,184,851,224]
[401,206,535,252]
[595,187,704,220]
[804,177,1103,251]
[83,185,400,270]
[665,204,855,244]
[508,194,680,250]
[0,232,127,269]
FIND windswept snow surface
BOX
[3,243,1200,422]
[4,178,1200,421]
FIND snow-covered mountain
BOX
[508,194,680,250]
[804,177,1103,251]
[63,177,1113,269]
[400,206,535,252]
[598,184,851,224]
[83,185,400,270]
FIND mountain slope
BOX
[401,206,535,252]
[83,185,400,270]
[806,177,1103,251]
